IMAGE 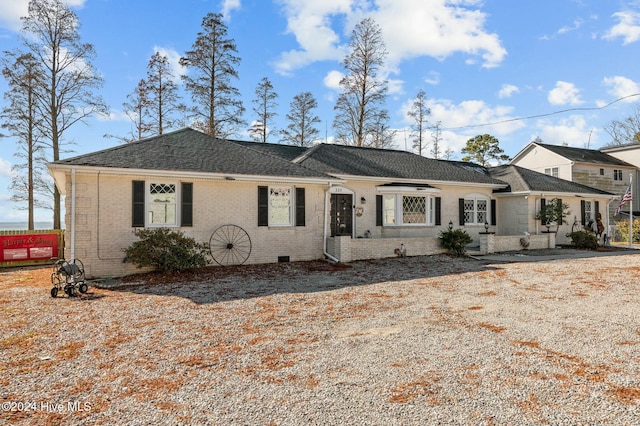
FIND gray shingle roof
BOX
[489,165,614,195]
[52,128,330,179]
[230,140,309,161]
[296,144,507,185]
[536,143,633,167]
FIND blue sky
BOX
[1,0,639,223]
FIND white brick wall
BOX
[63,172,329,278]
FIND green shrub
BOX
[439,228,473,257]
[614,219,640,243]
[123,228,209,272]
[567,231,598,250]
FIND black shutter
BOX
[376,195,383,226]
[595,201,600,218]
[258,186,268,226]
[540,198,546,226]
[458,198,465,226]
[435,197,441,226]
[295,187,305,226]
[490,199,496,226]
[580,200,586,225]
[181,182,193,227]
[132,180,145,227]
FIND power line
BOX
[441,93,640,131]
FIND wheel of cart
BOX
[50,258,87,297]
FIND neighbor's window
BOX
[614,169,623,181]
[269,186,292,226]
[464,197,488,225]
[148,182,177,226]
[383,194,434,226]
[544,167,559,178]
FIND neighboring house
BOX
[601,142,640,213]
[511,142,636,220]
[48,128,614,278]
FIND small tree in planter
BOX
[535,198,570,232]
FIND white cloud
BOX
[602,75,640,101]
[603,10,640,44]
[153,46,185,82]
[373,0,506,68]
[0,157,14,178]
[274,0,506,75]
[424,71,440,86]
[222,0,241,19]
[409,98,524,154]
[536,115,591,147]
[0,0,87,32]
[498,84,519,99]
[273,0,351,75]
[548,81,583,106]
[323,70,344,90]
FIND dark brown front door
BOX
[330,194,353,236]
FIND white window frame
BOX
[382,193,435,226]
[147,181,179,227]
[268,185,293,227]
[463,195,490,226]
[544,167,558,178]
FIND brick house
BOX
[48,128,614,277]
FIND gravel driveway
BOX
[2,251,640,425]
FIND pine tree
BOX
[249,77,278,143]
[461,134,510,166]
[0,52,48,229]
[407,90,431,156]
[280,92,321,147]
[180,12,245,138]
[145,52,185,136]
[333,17,389,147]
[20,0,107,229]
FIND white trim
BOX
[146,180,179,228]
[325,173,507,189]
[376,185,440,193]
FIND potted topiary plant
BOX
[535,198,570,233]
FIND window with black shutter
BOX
[181,182,193,227]
[132,180,145,227]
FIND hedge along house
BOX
[48,128,615,278]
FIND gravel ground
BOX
[1,252,640,425]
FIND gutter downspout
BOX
[323,185,339,263]
[70,168,76,260]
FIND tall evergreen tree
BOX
[333,17,389,147]
[461,134,510,166]
[20,0,107,229]
[122,79,152,143]
[145,52,185,136]
[407,89,431,156]
[0,52,48,229]
[180,12,245,138]
[430,121,443,159]
[249,77,278,143]
[280,91,321,147]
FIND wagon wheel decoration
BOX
[209,224,252,266]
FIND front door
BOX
[330,194,353,236]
